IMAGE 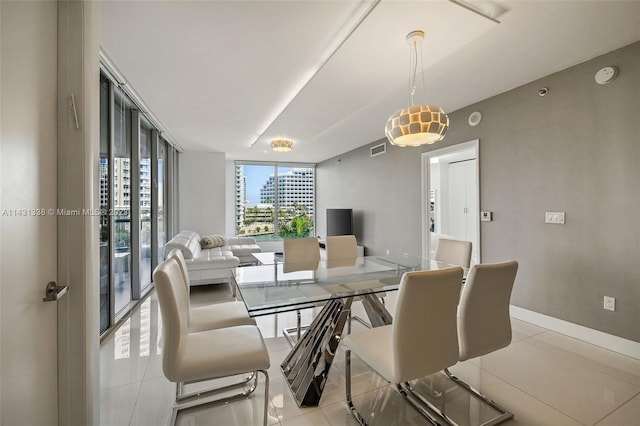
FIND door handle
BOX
[43,281,68,302]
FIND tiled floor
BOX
[100,283,640,426]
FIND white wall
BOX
[178,151,226,234]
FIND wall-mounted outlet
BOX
[481,211,493,222]
[603,296,616,311]
[545,212,565,224]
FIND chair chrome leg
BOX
[171,370,270,426]
[261,370,270,426]
[398,382,454,426]
[176,372,257,403]
[444,368,513,425]
[345,350,368,426]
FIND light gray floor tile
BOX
[101,286,640,426]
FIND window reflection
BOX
[139,297,151,357]
[114,317,131,360]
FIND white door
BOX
[422,140,480,263]
[447,161,478,241]
[1,2,59,424]
[447,162,469,239]
[1,2,99,424]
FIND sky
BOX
[242,165,295,205]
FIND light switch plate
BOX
[481,211,493,221]
[545,212,565,224]
[604,296,616,311]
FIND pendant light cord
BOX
[408,34,426,106]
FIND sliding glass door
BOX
[99,73,178,335]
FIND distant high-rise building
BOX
[260,168,314,215]
[110,157,151,216]
[235,165,247,228]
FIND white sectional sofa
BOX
[164,230,261,286]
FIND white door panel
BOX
[1,1,59,424]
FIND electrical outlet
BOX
[603,296,616,311]
[481,211,493,222]
[545,212,565,224]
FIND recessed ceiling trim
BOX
[99,49,183,152]
[248,0,382,150]
[448,0,503,24]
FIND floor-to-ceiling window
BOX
[156,139,167,264]
[99,77,111,333]
[139,123,152,291]
[99,71,179,336]
[113,88,132,315]
[235,162,315,240]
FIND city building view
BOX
[235,165,315,239]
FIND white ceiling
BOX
[101,0,640,163]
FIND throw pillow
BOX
[200,234,227,249]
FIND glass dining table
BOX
[232,254,460,407]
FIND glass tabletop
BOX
[234,255,459,316]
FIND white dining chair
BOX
[325,235,381,331]
[343,267,463,425]
[325,234,357,258]
[282,237,321,344]
[444,260,519,424]
[283,237,320,272]
[167,248,255,332]
[153,257,271,425]
[434,237,472,268]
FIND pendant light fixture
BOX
[270,138,294,152]
[385,30,449,147]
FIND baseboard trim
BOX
[510,305,640,360]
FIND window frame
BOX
[234,161,316,240]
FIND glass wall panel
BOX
[235,164,276,240]
[235,163,315,239]
[157,140,167,264]
[139,125,152,290]
[99,76,110,334]
[113,89,132,314]
[99,70,178,336]
[275,166,315,238]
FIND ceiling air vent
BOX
[370,142,386,157]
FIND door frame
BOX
[57,1,100,424]
[421,139,480,262]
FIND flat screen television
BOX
[326,208,353,237]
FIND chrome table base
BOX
[280,294,393,407]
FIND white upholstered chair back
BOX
[458,260,518,361]
[283,237,320,272]
[325,235,357,259]
[434,238,472,268]
[392,267,462,383]
[168,248,190,291]
[152,257,190,382]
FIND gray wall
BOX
[317,41,640,342]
